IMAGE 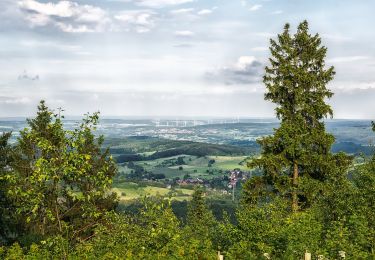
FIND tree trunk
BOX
[292,161,299,212]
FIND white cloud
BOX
[115,10,157,33]
[18,0,111,32]
[0,97,31,104]
[175,30,194,37]
[235,56,259,71]
[135,0,194,8]
[170,8,194,14]
[18,1,165,33]
[206,56,263,85]
[24,12,51,26]
[197,9,212,15]
[56,23,95,33]
[332,82,375,92]
[249,4,262,11]
[19,0,107,22]
[18,0,76,17]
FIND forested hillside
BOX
[108,136,252,163]
[0,21,374,259]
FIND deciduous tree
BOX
[0,132,15,244]
[8,101,117,242]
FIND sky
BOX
[0,0,374,119]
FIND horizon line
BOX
[0,116,373,121]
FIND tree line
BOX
[0,21,374,259]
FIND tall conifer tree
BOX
[247,21,351,212]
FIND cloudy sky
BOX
[0,0,374,118]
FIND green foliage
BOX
[247,21,352,211]
[0,132,17,245]
[80,198,182,259]
[229,198,290,258]
[1,21,374,259]
[350,152,375,254]
[6,101,118,243]
[184,187,217,258]
[226,195,374,259]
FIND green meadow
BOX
[117,154,250,180]
[112,181,195,201]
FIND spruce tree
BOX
[247,21,351,212]
[187,188,214,229]
[185,187,216,256]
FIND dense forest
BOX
[0,21,374,259]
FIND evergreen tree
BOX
[247,21,352,211]
[185,187,216,257]
[187,187,214,229]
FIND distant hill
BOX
[104,135,374,163]
[103,136,255,163]
[332,142,374,155]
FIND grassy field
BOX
[113,182,195,201]
[117,154,250,180]
[208,155,249,171]
[114,152,251,201]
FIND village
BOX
[176,169,251,193]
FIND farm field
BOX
[117,154,250,181]
[112,181,195,201]
[112,153,251,202]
